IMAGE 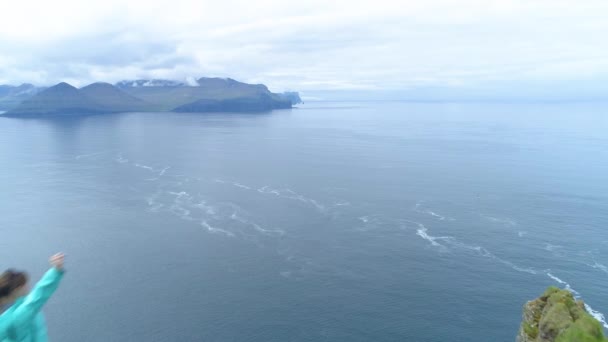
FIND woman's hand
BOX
[49,253,65,271]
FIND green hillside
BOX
[2,77,296,116]
[0,84,44,110]
[174,92,292,112]
[80,82,153,112]
[517,287,608,342]
[4,83,105,116]
[119,77,287,111]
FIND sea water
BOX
[0,102,607,341]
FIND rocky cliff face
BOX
[517,287,607,342]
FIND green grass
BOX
[557,316,607,342]
[524,321,539,339]
[523,287,608,341]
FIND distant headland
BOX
[0,77,302,116]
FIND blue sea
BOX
[0,102,607,341]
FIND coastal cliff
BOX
[517,287,607,342]
[2,77,299,116]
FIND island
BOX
[0,77,301,116]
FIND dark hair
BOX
[0,269,28,299]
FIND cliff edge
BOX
[517,287,607,342]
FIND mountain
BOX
[174,92,291,112]
[0,84,44,110]
[117,77,292,112]
[1,76,294,116]
[0,85,13,98]
[80,82,153,112]
[4,82,106,116]
[517,287,607,342]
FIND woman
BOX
[0,253,65,342]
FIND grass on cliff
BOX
[526,286,608,342]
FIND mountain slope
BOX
[80,82,153,112]
[117,77,293,111]
[4,82,105,116]
[2,77,295,116]
[173,92,291,112]
[0,84,44,110]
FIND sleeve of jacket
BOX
[11,267,64,329]
[0,315,10,340]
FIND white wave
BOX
[589,261,608,275]
[334,201,350,206]
[169,191,190,198]
[480,214,517,226]
[414,202,454,221]
[412,222,451,249]
[258,186,281,196]
[230,212,284,236]
[444,237,537,274]
[144,189,242,238]
[201,221,234,237]
[415,224,447,248]
[518,231,527,237]
[427,210,447,220]
[250,223,284,236]
[234,182,251,190]
[546,272,564,284]
[544,243,563,252]
[170,205,191,219]
[585,304,608,329]
[215,179,255,190]
[546,272,580,295]
[193,201,216,215]
[145,193,164,212]
[414,223,537,274]
[356,215,409,232]
[448,241,493,257]
[258,186,325,211]
[165,191,195,221]
[158,166,171,176]
[594,262,608,273]
[308,199,325,211]
[75,151,108,160]
[496,259,537,275]
[135,163,155,171]
[115,154,129,163]
[150,188,287,239]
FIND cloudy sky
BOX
[1,0,607,97]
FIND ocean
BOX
[0,102,607,341]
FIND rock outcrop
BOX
[517,287,607,342]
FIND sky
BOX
[0,0,607,99]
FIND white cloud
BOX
[0,0,607,92]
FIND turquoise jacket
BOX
[0,268,64,342]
